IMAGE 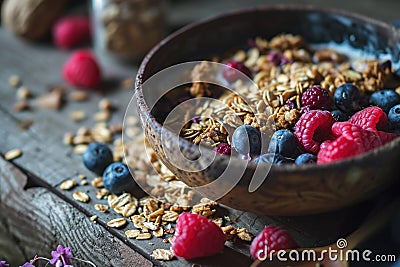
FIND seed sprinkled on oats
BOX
[60,179,77,190]
[107,218,127,228]
[73,192,90,203]
[5,148,22,160]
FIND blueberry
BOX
[295,153,317,165]
[232,125,261,156]
[268,129,298,158]
[334,83,361,114]
[369,89,400,113]
[330,109,348,121]
[253,153,293,166]
[103,162,137,195]
[388,104,400,133]
[82,143,113,174]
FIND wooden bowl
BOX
[135,5,400,215]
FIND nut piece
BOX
[70,110,87,122]
[13,101,30,111]
[34,91,63,110]
[73,144,87,155]
[151,248,175,261]
[69,91,89,102]
[72,192,90,203]
[236,228,254,242]
[91,177,104,188]
[125,229,140,238]
[60,179,77,190]
[95,188,110,199]
[136,233,152,240]
[16,86,31,100]
[161,211,179,222]
[94,204,109,213]
[8,75,20,87]
[153,227,164,238]
[122,202,137,217]
[98,98,113,110]
[107,218,127,228]
[5,148,22,160]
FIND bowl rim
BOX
[135,4,400,174]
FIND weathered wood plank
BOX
[1,0,399,265]
[0,157,152,267]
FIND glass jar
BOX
[92,0,166,63]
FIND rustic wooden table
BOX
[0,1,399,266]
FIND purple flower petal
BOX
[0,260,9,267]
[57,245,64,253]
[21,263,35,267]
[63,247,73,259]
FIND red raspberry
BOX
[294,110,335,154]
[318,122,382,163]
[348,106,388,132]
[301,85,332,110]
[317,136,362,164]
[250,226,298,260]
[62,50,101,89]
[222,60,252,83]
[215,143,231,155]
[53,16,91,49]
[172,213,226,259]
[377,131,399,145]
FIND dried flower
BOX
[50,245,73,266]
[21,262,35,267]
[0,261,9,267]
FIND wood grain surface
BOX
[0,0,399,266]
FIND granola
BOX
[177,33,400,157]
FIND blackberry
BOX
[301,85,332,110]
